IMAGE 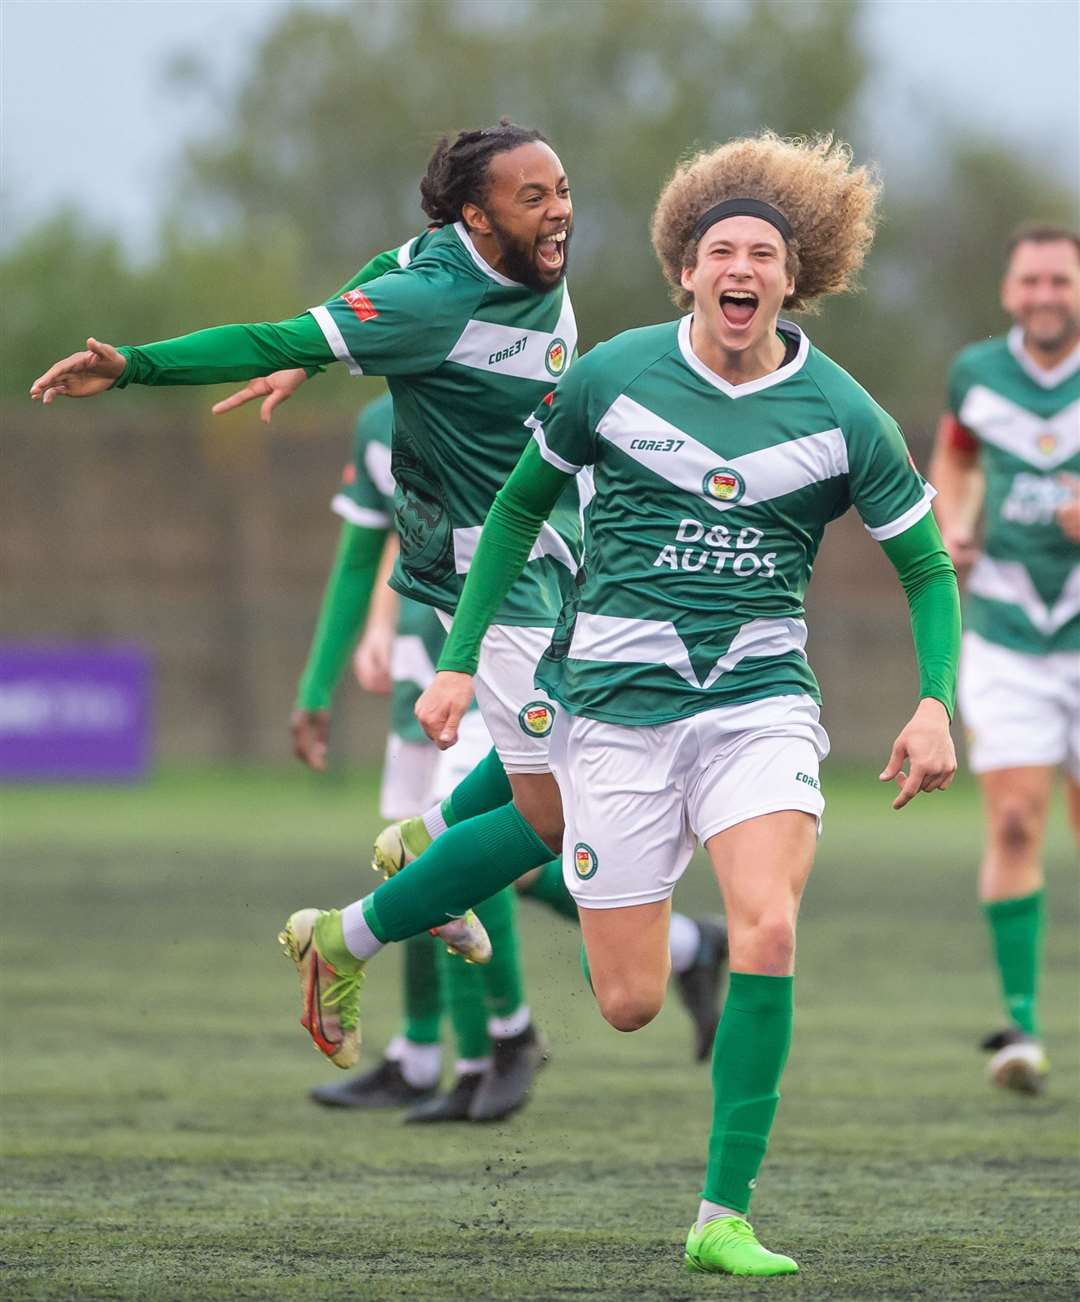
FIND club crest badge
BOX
[703,467,745,503]
[573,842,598,880]
[545,338,568,377]
[1037,433,1057,456]
[518,701,555,737]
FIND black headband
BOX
[691,198,793,244]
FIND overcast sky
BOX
[2,0,1077,255]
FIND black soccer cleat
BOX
[403,1071,485,1124]
[468,1025,550,1122]
[675,917,729,1062]
[309,1056,438,1109]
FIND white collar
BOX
[677,315,809,397]
[1007,324,1080,389]
[452,221,523,288]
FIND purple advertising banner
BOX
[0,645,153,781]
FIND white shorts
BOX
[379,710,494,821]
[958,631,1080,780]
[549,694,830,909]
[436,612,556,774]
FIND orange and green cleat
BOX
[278,909,365,1069]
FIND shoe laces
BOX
[322,966,365,1030]
[705,1216,754,1245]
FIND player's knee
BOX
[992,799,1043,858]
[595,983,664,1033]
[741,914,797,973]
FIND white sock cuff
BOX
[668,912,701,974]
[422,802,449,840]
[340,899,386,961]
[696,1200,746,1231]
[399,1040,442,1088]
[487,1004,531,1039]
[455,1056,492,1077]
[384,1034,408,1062]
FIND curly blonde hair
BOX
[650,131,881,313]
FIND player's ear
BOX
[461,201,492,237]
[680,263,696,294]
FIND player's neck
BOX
[690,317,786,384]
[1021,327,1080,372]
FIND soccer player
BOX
[298,389,546,1121]
[31,121,582,1000]
[416,132,961,1275]
[930,223,1080,1097]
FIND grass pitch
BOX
[2,766,1077,1300]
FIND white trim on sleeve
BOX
[309,305,364,376]
[526,414,582,474]
[864,483,937,541]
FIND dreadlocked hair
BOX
[419,118,549,227]
[650,131,881,313]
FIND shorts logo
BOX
[342,288,378,322]
[573,842,598,880]
[518,701,555,737]
[703,467,745,503]
[795,771,820,790]
[545,338,568,377]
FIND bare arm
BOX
[352,535,401,694]
[928,415,984,568]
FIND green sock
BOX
[519,857,579,922]
[703,972,794,1215]
[440,944,491,1061]
[440,747,513,828]
[401,931,442,1044]
[475,887,525,1017]
[580,941,593,993]
[364,802,552,943]
[983,889,1044,1037]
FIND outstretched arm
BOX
[876,511,961,809]
[31,314,335,403]
[415,440,572,748]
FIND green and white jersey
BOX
[331,391,469,745]
[310,221,582,626]
[948,328,1080,655]
[529,317,935,726]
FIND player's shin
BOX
[701,972,794,1217]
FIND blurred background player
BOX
[931,222,1080,1096]
[293,389,548,1122]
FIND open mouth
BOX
[719,290,758,327]
[536,229,567,271]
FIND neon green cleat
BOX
[371,819,492,965]
[684,1217,799,1277]
[278,908,365,1069]
[371,817,431,878]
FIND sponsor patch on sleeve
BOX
[342,288,379,323]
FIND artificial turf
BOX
[2,767,1077,1299]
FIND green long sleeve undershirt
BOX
[295,521,388,711]
[115,313,334,388]
[438,441,961,715]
